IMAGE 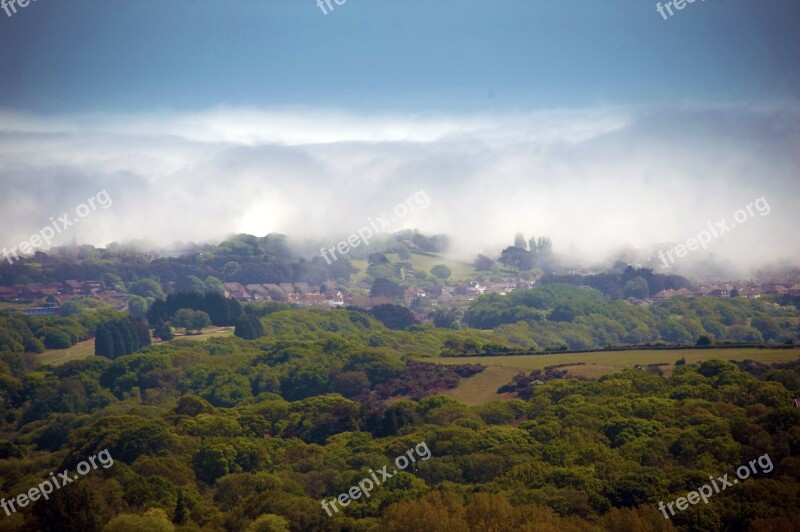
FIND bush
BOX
[154,324,174,341]
[39,328,73,349]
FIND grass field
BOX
[36,326,235,366]
[350,252,477,282]
[403,252,476,281]
[444,365,521,405]
[37,339,97,366]
[421,347,800,405]
[163,326,235,342]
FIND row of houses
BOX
[0,280,128,311]
[652,282,800,301]
[407,279,537,306]
[222,282,345,307]
[219,277,541,308]
[0,280,103,302]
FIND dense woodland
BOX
[0,304,799,531]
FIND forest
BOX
[0,301,799,531]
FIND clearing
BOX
[421,347,800,405]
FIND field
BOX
[36,338,97,366]
[351,252,477,282]
[36,326,235,366]
[421,347,800,405]
[161,326,235,342]
[443,365,521,405]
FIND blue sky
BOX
[1,0,797,112]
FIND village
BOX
[3,274,800,320]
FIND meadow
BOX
[421,347,800,405]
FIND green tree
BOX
[172,489,188,525]
[39,328,73,349]
[431,264,453,280]
[193,442,239,484]
[154,323,174,341]
[127,295,149,321]
[32,482,102,532]
[106,509,176,532]
[247,514,290,532]
[370,277,405,299]
[205,276,224,294]
[623,276,650,299]
[191,311,211,333]
[95,323,114,357]
[474,254,495,271]
[235,313,265,340]
[99,273,125,291]
[129,278,164,299]
[173,309,210,334]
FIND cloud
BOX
[0,103,797,271]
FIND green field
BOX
[164,326,235,342]
[443,365,522,406]
[37,338,97,366]
[351,252,477,282]
[421,347,800,405]
[36,326,235,366]
[420,347,800,371]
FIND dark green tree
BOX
[154,323,174,341]
[94,323,114,358]
[235,313,265,340]
[173,489,188,525]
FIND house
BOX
[264,284,288,301]
[223,282,252,301]
[427,285,446,298]
[246,284,271,301]
[0,286,17,301]
[19,284,46,299]
[325,290,344,306]
[294,282,311,294]
[469,282,487,295]
[63,280,84,294]
[764,285,789,295]
[83,281,101,294]
[738,287,763,299]
[62,280,100,295]
[405,287,426,304]
[279,283,295,295]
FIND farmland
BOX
[421,347,800,405]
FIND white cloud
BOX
[0,103,797,271]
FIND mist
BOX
[0,102,798,273]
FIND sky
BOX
[0,0,798,273]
